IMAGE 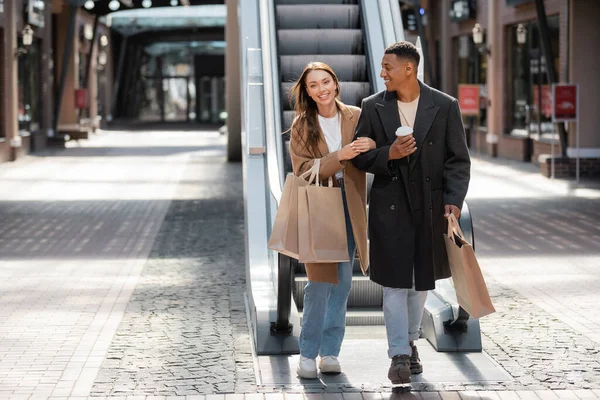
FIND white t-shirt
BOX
[318,113,343,180]
[397,96,420,129]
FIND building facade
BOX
[1,0,113,164]
[425,0,600,177]
[52,0,113,141]
[1,0,53,162]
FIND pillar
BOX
[226,0,242,162]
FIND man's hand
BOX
[444,204,461,219]
[388,134,416,160]
[351,137,376,152]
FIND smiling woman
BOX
[285,61,372,379]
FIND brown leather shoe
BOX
[410,343,423,374]
[388,355,411,384]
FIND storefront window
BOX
[454,34,487,127]
[17,38,41,133]
[508,16,560,139]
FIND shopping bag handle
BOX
[446,213,466,244]
[300,158,321,185]
[299,159,335,187]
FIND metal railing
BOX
[258,0,295,334]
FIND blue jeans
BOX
[299,189,356,359]
[383,285,428,358]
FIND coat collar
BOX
[316,101,356,157]
[374,81,440,172]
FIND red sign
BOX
[552,84,578,122]
[532,85,552,119]
[458,84,480,116]
[75,88,88,109]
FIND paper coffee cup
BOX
[395,126,413,137]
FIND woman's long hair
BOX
[287,62,341,157]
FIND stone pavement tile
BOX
[244,394,266,400]
[474,392,501,400]
[361,393,384,400]
[420,393,442,399]
[554,391,586,399]
[458,392,481,399]
[572,390,600,399]
[303,394,325,400]
[341,393,364,400]
[438,394,461,400]
[513,392,540,399]
[535,391,560,399]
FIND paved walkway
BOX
[0,129,599,400]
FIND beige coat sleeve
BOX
[288,118,346,181]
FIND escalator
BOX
[240,0,483,356]
[273,0,382,326]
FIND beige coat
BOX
[289,103,369,284]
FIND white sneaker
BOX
[297,356,317,379]
[319,355,341,374]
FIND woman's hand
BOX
[352,137,376,152]
[338,143,360,161]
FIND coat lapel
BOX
[410,81,440,172]
[375,91,401,144]
[340,104,355,147]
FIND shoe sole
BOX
[296,368,317,379]
[320,368,341,375]
[388,369,411,384]
[410,364,423,374]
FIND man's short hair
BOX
[384,41,420,67]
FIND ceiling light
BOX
[84,0,95,10]
[108,0,120,11]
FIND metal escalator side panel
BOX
[359,0,386,94]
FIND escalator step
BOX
[299,309,384,326]
[281,81,370,111]
[282,111,296,133]
[280,55,366,82]
[276,5,359,29]
[294,276,383,308]
[295,257,363,275]
[278,29,363,55]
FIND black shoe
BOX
[410,343,423,374]
[388,355,411,384]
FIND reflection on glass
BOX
[17,38,41,133]
[509,17,560,140]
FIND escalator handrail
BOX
[259,0,285,205]
[259,0,294,334]
[388,0,405,42]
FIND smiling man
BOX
[351,41,471,385]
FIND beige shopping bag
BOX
[298,159,349,263]
[444,213,496,319]
[268,164,318,259]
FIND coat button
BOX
[392,176,398,182]
[429,140,433,146]
[426,177,430,182]
[390,205,396,211]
